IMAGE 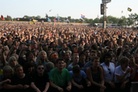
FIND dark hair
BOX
[56,58,65,64]
[104,52,112,58]
[119,57,129,65]
[14,64,23,71]
[92,56,99,61]
[72,65,80,73]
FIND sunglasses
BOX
[38,67,44,70]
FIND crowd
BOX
[0,21,138,92]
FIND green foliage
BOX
[3,13,138,27]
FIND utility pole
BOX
[103,3,107,29]
[101,0,111,29]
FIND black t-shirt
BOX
[31,72,49,91]
[11,74,32,92]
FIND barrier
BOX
[131,82,138,92]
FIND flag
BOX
[46,14,48,18]
[1,15,5,20]
[81,14,85,19]
[48,18,51,22]
[127,7,132,12]
[56,14,60,22]
[49,9,52,12]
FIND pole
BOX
[103,3,107,29]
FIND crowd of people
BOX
[0,21,138,92]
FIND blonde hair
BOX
[37,50,49,61]
[8,56,18,65]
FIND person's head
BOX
[119,56,130,69]
[103,52,112,62]
[79,52,86,62]
[92,56,100,67]
[72,53,79,64]
[3,45,10,55]
[72,65,80,76]
[38,50,48,61]
[90,50,97,59]
[36,64,45,75]
[45,62,54,72]
[56,58,66,70]
[84,49,90,57]
[128,55,135,67]
[8,56,18,68]
[25,62,35,73]
[3,65,14,78]
[62,50,72,61]
[49,51,59,63]
[14,64,24,78]
[26,51,35,61]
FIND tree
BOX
[128,13,138,26]
[118,16,127,26]
[5,15,12,21]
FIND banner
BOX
[81,14,85,19]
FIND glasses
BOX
[108,68,112,75]
[38,67,44,70]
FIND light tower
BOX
[101,0,111,29]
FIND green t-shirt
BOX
[49,67,71,87]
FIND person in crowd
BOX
[114,57,131,92]
[49,58,72,92]
[36,50,50,68]
[69,65,91,92]
[0,22,138,92]
[31,64,50,92]
[83,50,97,71]
[8,56,18,69]
[83,49,91,63]
[101,52,116,92]
[49,51,59,66]
[45,61,55,75]
[132,52,138,81]
[67,53,79,71]
[78,52,86,70]
[61,50,72,67]
[0,46,10,69]
[24,62,35,78]
[86,56,106,92]
[3,64,32,92]
[0,65,14,91]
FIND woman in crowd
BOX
[86,56,106,92]
[36,50,50,68]
[8,56,18,69]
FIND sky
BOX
[0,0,137,19]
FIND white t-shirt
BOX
[114,65,130,83]
[101,62,115,82]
